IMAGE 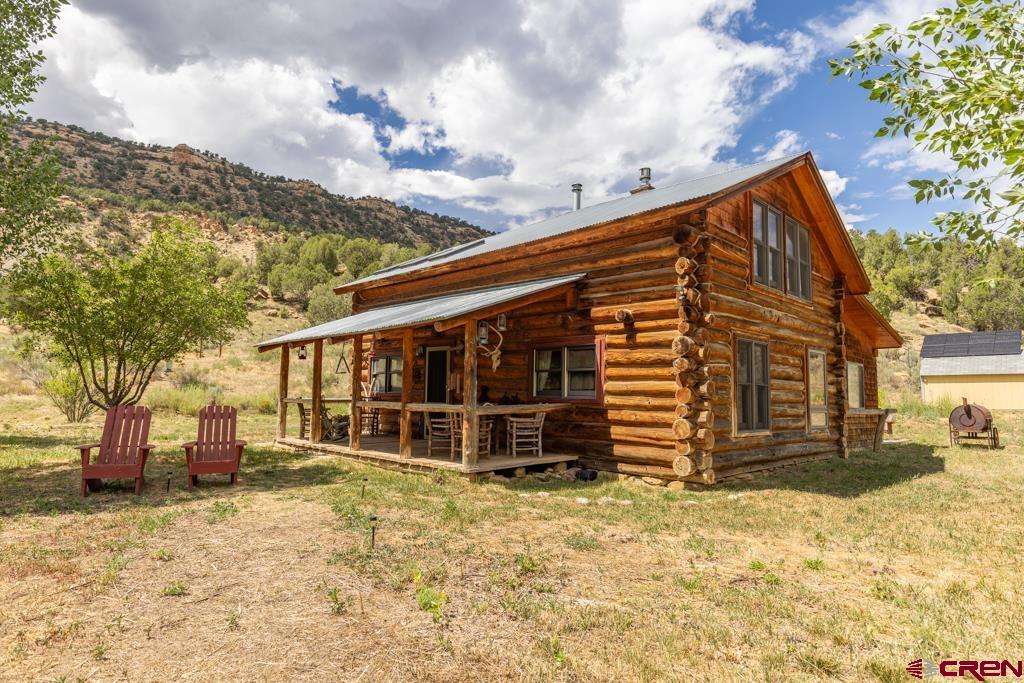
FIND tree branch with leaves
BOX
[830,0,1024,250]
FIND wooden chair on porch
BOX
[182,404,247,488]
[78,405,155,496]
[359,382,381,436]
[506,413,546,458]
[425,414,455,458]
[295,401,312,439]
[451,415,495,460]
[320,403,350,442]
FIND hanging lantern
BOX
[496,313,507,331]
[477,320,489,345]
[298,345,308,360]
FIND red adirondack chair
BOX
[182,404,247,488]
[78,405,155,496]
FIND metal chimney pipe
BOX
[571,183,582,211]
[639,167,652,188]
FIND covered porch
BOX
[257,275,586,475]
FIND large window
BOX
[370,354,403,394]
[736,339,769,432]
[753,200,812,300]
[786,218,812,300]
[808,349,827,428]
[533,343,600,400]
[847,361,865,409]
[753,201,783,290]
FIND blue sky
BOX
[30,0,956,237]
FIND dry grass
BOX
[2,390,1024,681]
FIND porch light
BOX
[496,313,507,331]
[298,345,308,360]
[477,320,490,345]
[416,345,425,358]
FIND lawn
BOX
[1,395,1022,681]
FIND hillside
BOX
[13,119,487,249]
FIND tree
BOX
[831,0,1024,251]
[5,219,249,408]
[0,0,70,267]
[306,282,353,326]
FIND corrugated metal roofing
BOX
[257,273,584,349]
[920,349,1024,377]
[344,153,807,288]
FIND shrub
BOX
[41,365,95,423]
[171,366,213,390]
[894,395,956,419]
[146,386,222,416]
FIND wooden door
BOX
[425,348,450,403]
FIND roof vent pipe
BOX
[571,183,582,211]
[630,167,654,194]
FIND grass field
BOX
[2,391,1022,682]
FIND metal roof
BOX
[920,330,1021,359]
[920,349,1024,377]
[257,273,584,350]
[342,153,807,289]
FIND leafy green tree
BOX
[5,220,249,408]
[298,235,339,274]
[0,0,71,267]
[831,0,1024,250]
[306,283,353,326]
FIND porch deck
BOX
[276,435,577,475]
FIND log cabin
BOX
[257,152,901,485]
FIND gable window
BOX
[807,349,828,428]
[532,341,601,400]
[753,201,783,290]
[846,361,865,409]
[370,354,403,394]
[786,218,812,300]
[736,339,769,432]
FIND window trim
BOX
[734,337,770,434]
[369,352,403,397]
[527,335,605,404]
[750,197,813,302]
[806,348,828,431]
[846,361,866,410]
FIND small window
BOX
[532,343,599,400]
[736,339,769,431]
[753,201,783,290]
[808,350,827,428]
[370,355,403,394]
[847,361,865,409]
[786,218,812,300]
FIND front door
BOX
[425,348,450,403]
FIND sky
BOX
[28,0,958,235]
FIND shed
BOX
[920,331,1024,410]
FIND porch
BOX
[257,274,588,476]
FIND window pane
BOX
[800,262,811,300]
[737,341,751,384]
[768,210,780,248]
[808,351,827,428]
[754,343,768,385]
[847,362,864,409]
[535,348,563,396]
[568,371,596,394]
[390,357,403,372]
[756,385,769,429]
[753,203,766,284]
[567,346,596,370]
[770,248,782,289]
[740,385,752,431]
[799,225,810,262]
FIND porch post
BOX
[349,335,363,451]
[462,320,479,468]
[277,345,289,440]
[399,327,415,458]
[311,339,324,443]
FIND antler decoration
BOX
[479,323,504,371]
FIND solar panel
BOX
[921,330,1022,358]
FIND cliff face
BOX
[13,119,488,249]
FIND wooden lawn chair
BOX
[506,413,545,458]
[182,404,247,488]
[425,413,455,459]
[295,401,312,439]
[78,405,155,496]
[452,415,495,460]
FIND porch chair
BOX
[506,412,546,458]
[295,401,312,439]
[359,382,381,436]
[182,404,247,488]
[451,415,495,460]
[425,413,455,458]
[78,405,155,496]
[320,403,350,442]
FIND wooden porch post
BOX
[350,335,363,451]
[311,339,323,443]
[462,320,479,468]
[277,346,289,440]
[399,327,414,459]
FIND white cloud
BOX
[818,169,849,199]
[755,129,804,161]
[862,138,956,174]
[30,1,820,225]
[836,202,875,226]
[824,131,842,140]
[808,0,948,48]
